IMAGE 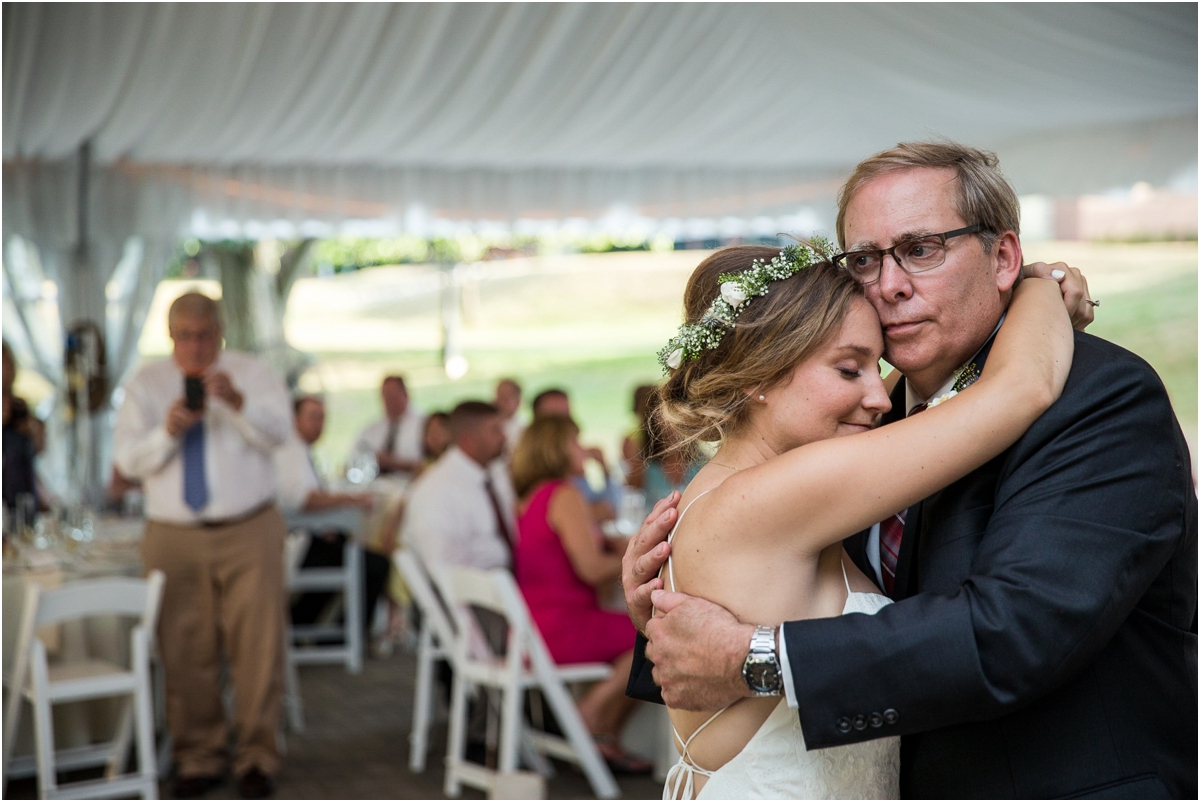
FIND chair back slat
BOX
[395,550,457,642]
[437,566,538,659]
[33,574,162,628]
[440,566,508,616]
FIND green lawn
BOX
[1085,270,1197,446]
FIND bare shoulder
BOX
[546,480,589,521]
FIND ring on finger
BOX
[1085,299,1100,307]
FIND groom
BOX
[623,141,1197,798]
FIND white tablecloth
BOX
[2,517,145,758]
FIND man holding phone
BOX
[113,292,292,798]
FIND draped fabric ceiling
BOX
[1,2,1196,500]
[4,2,1197,241]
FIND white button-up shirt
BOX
[351,408,425,466]
[401,446,516,571]
[273,434,321,515]
[112,351,292,525]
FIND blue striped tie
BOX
[182,421,210,511]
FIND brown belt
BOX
[195,500,275,528]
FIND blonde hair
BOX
[836,140,1021,254]
[658,245,861,453]
[510,416,580,498]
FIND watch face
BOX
[748,662,780,692]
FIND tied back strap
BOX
[664,488,716,596]
[663,707,729,800]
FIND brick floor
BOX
[6,649,664,800]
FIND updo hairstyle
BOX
[657,245,863,451]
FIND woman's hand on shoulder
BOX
[1021,261,1095,331]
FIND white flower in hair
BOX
[720,281,749,309]
[657,237,834,372]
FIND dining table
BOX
[2,513,146,763]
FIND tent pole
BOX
[76,140,90,263]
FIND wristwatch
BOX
[742,625,783,696]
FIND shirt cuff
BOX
[778,624,799,709]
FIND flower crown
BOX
[657,237,833,372]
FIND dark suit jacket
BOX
[628,332,1197,798]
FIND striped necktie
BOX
[182,421,210,512]
[878,402,927,595]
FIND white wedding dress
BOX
[661,491,900,800]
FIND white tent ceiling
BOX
[3,2,1197,238]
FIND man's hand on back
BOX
[647,589,754,711]
[622,491,681,633]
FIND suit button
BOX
[883,708,899,725]
[869,712,883,728]
[836,717,852,734]
[853,714,867,730]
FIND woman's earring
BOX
[758,394,766,402]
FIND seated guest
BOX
[531,387,620,522]
[421,411,452,467]
[641,395,705,508]
[351,375,425,476]
[2,340,39,511]
[401,401,514,571]
[620,384,657,489]
[530,387,571,419]
[494,377,525,456]
[275,395,390,638]
[511,416,651,774]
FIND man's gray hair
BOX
[168,292,223,330]
[836,141,1021,254]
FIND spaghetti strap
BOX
[665,488,715,594]
[664,706,729,800]
[840,555,852,596]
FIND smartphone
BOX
[184,376,205,411]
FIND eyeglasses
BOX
[832,224,984,285]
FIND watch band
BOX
[749,625,776,657]
[743,624,783,696]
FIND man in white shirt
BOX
[351,375,424,476]
[401,401,514,572]
[494,377,525,457]
[113,293,290,799]
[274,395,389,640]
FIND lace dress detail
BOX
[660,491,900,799]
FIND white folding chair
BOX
[393,550,457,773]
[284,510,365,675]
[435,566,619,800]
[2,571,165,800]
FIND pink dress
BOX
[515,480,636,665]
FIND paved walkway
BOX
[7,649,663,800]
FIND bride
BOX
[648,241,1074,798]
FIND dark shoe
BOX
[173,773,223,798]
[237,768,274,799]
[594,734,654,775]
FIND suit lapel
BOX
[889,330,1000,599]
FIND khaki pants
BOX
[142,505,286,778]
